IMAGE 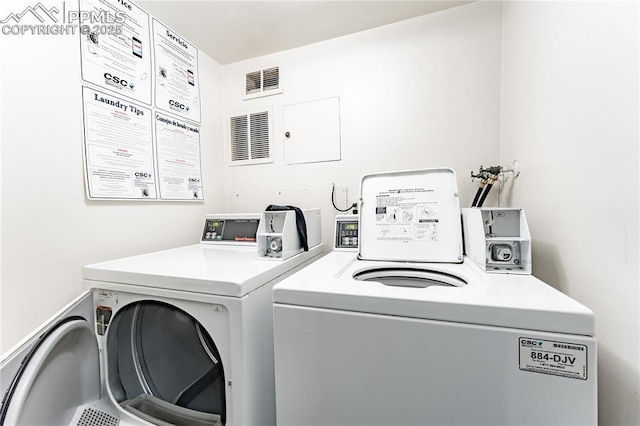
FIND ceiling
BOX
[137,1,471,65]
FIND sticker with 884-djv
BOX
[519,338,588,380]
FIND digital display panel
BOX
[336,220,359,248]
[202,218,259,242]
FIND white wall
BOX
[2,0,638,423]
[222,2,504,246]
[501,2,639,424]
[0,3,226,353]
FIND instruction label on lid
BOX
[519,338,588,380]
[375,188,440,242]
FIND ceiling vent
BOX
[245,66,283,99]
[229,109,273,166]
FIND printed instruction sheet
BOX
[82,86,157,199]
[155,113,203,200]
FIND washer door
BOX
[0,317,101,425]
[106,301,226,424]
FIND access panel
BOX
[283,97,341,165]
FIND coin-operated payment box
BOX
[462,207,532,274]
[258,208,321,260]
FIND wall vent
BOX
[244,66,283,99]
[229,109,273,165]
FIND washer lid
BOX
[359,168,462,263]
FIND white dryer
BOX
[1,212,324,426]
[272,170,597,426]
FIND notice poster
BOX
[152,19,201,123]
[155,113,203,200]
[82,86,157,200]
[79,0,152,105]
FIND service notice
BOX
[82,86,157,200]
[152,19,201,122]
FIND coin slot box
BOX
[257,209,321,260]
[462,207,531,274]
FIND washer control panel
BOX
[335,215,359,250]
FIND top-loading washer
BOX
[272,170,597,426]
[1,210,323,426]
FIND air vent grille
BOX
[245,71,262,94]
[229,110,272,165]
[230,115,249,161]
[250,111,270,159]
[262,67,279,91]
[244,66,282,98]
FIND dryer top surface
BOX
[83,244,324,297]
[272,252,595,336]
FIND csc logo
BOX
[188,178,200,183]
[135,172,152,178]
[104,73,128,87]
[169,100,186,110]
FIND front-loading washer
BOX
[272,170,597,425]
[1,212,324,426]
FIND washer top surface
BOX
[83,244,324,297]
[273,251,595,336]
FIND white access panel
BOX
[283,97,341,164]
[273,304,597,426]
